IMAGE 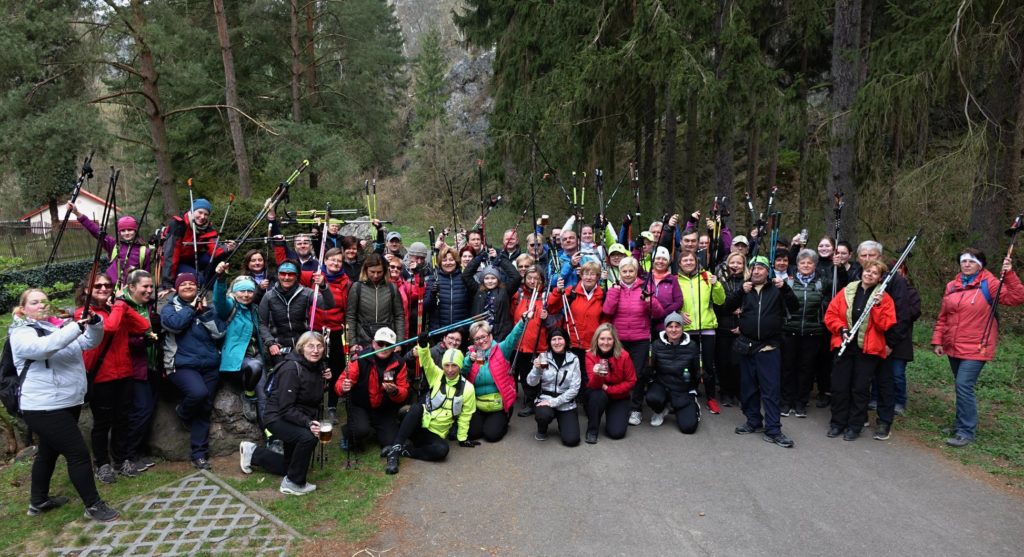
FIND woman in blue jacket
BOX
[213,261,264,422]
[160,272,226,470]
[424,246,473,331]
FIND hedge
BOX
[0,258,103,313]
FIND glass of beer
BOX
[319,421,333,444]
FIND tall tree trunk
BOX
[683,90,698,215]
[662,82,677,214]
[766,124,780,191]
[213,0,252,198]
[969,56,1024,255]
[304,0,319,189]
[746,117,761,198]
[826,0,863,244]
[642,85,656,221]
[796,45,810,228]
[713,0,736,229]
[131,0,176,217]
[289,0,302,124]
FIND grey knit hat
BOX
[664,312,685,327]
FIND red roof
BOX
[18,188,125,221]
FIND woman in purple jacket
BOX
[68,202,153,288]
[602,256,666,426]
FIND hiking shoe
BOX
[794,404,807,418]
[815,394,831,408]
[84,500,119,522]
[518,406,535,417]
[191,457,211,471]
[780,405,793,418]
[946,434,973,447]
[118,459,139,478]
[239,442,256,474]
[894,404,906,416]
[241,395,258,422]
[843,429,860,442]
[132,456,155,471]
[27,496,69,516]
[868,400,877,411]
[280,477,316,495]
[628,411,642,426]
[763,432,794,448]
[873,423,892,441]
[650,408,668,427]
[327,408,339,425]
[534,431,548,441]
[96,464,117,485]
[827,426,845,438]
[707,398,721,415]
[585,431,598,444]
[384,444,401,475]
[734,423,763,435]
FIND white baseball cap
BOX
[373,327,397,345]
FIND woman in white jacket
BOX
[527,328,581,446]
[9,288,118,522]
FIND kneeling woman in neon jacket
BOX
[824,260,896,441]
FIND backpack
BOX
[0,326,50,415]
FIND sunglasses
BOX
[94,284,113,290]
[389,265,402,270]
[278,272,297,277]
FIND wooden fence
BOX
[0,222,95,267]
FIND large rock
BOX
[149,380,262,461]
[444,47,495,141]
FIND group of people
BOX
[7,196,1021,521]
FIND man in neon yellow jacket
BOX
[677,251,727,414]
[382,333,477,475]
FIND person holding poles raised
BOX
[68,202,154,289]
[159,195,234,294]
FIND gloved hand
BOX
[458,440,481,448]
[87,312,102,325]
[417,331,429,348]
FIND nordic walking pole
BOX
[309,202,330,330]
[83,168,119,314]
[339,326,354,469]
[187,178,200,276]
[48,151,95,269]
[979,210,1024,354]
[832,192,845,298]
[218,193,236,239]
[356,313,490,359]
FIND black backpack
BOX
[0,326,50,415]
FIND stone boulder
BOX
[149,380,262,461]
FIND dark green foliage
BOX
[0,258,101,312]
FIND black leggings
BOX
[22,406,100,508]
[343,404,401,449]
[715,329,740,399]
[534,406,580,446]
[468,409,510,442]
[646,382,700,434]
[514,351,540,409]
[623,339,651,411]
[240,357,264,394]
[583,389,631,439]
[252,419,319,485]
[695,334,717,400]
[89,378,133,467]
[394,404,450,461]
[326,329,345,409]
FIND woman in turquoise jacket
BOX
[213,261,264,422]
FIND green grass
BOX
[905,321,1024,487]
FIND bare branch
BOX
[163,104,280,136]
[24,69,74,101]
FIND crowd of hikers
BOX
[5,190,1022,523]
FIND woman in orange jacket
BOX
[824,260,896,441]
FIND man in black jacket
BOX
[722,256,800,448]
[257,260,334,365]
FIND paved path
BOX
[372,404,1024,556]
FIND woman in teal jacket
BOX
[213,261,264,421]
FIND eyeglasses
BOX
[389,265,402,270]
[528,243,540,247]
[473,334,490,342]
[517,265,530,269]
[94,284,113,290]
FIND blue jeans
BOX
[125,379,155,461]
[948,357,986,440]
[890,358,908,407]
[168,367,220,460]
[739,349,783,436]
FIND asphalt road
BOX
[371,403,1024,556]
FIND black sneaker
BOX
[843,429,860,442]
[763,432,795,448]
[118,459,139,478]
[794,404,807,418]
[585,431,598,444]
[133,456,155,471]
[827,426,845,438]
[191,457,212,471]
[84,500,120,522]
[95,464,117,485]
[873,423,892,441]
[27,496,69,516]
[517,407,535,417]
[734,423,764,435]
[384,444,401,475]
[780,405,793,418]
[815,394,831,408]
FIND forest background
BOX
[1,0,1023,305]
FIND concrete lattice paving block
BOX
[48,471,304,556]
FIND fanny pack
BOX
[733,335,766,357]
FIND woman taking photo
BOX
[74,274,150,484]
[932,249,1024,447]
[11,288,118,521]
[160,273,226,470]
[824,260,896,441]
[582,323,637,444]
[240,331,332,495]
[213,262,265,423]
[527,328,581,446]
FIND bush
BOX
[0,256,22,272]
[0,258,102,313]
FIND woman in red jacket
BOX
[548,262,608,364]
[74,274,151,484]
[824,260,896,441]
[932,249,1024,447]
[511,266,549,417]
[582,323,638,444]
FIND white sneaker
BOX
[239,441,256,474]
[280,477,316,495]
[628,410,643,426]
[650,409,668,427]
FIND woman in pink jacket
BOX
[931,248,1024,447]
[602,256,666,426]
